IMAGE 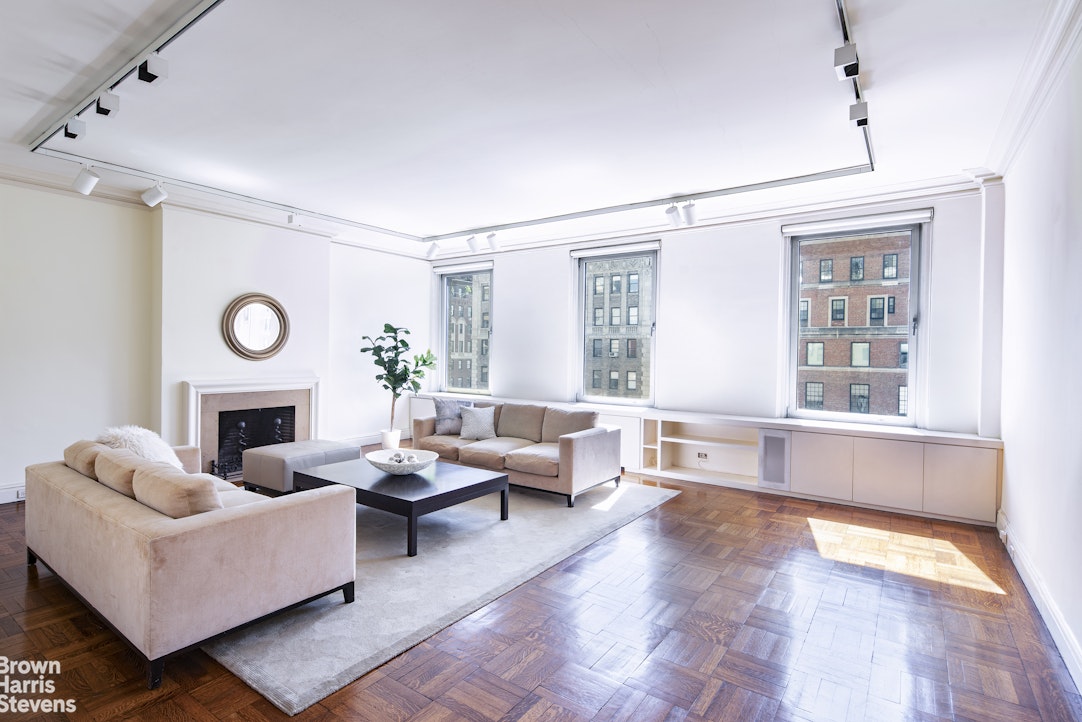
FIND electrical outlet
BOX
[697,452,708,459]
[16,488,25,500]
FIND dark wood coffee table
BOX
[293,459,509,557]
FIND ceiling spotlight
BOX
[425,242,440,260]
[665,204,681,228]
[63,117,85,140]
[849,101,869,127]
[140,182,167,207]
[466,235,480,253]
[486,232,499,251]
[681,201,697,226]
[138,53,168,83]
[834,43,859,80]
[71,166,100,195]
[95,91,120,116]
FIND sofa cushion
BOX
[504,442,560,477]
[63,440,109,479]
[417,435,474,461]
[458,437,535,470]
[497,404,546,443]
[97,425,183,469]
[219,488,269,508]
[541,408,599,443]
[94,447,153,498]
[133,464,224,518]
[460,405,497,440]
[434,398,472,435]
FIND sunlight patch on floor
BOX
[590,483,627,511]
[807,517,1005,595]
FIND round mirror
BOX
[222,293,289,360]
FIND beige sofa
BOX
[413,401,621,506]
[25,441,357,688]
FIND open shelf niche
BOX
[642,417,759,486]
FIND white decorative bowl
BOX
[365,449,438,475]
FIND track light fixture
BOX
[63,117,85,140]
[287,212,303,226]
[466,235,480,253]
[834,43,859,80]
[681,201,697,226]
[95,91,120,116]
[425,242,440,260]
[138,53,168,83]
[140,182,167,207]
[665,204,681,228]
[849,101,869,127]
[71,166,100,195]
[486,233,499,251]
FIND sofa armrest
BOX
[413,415,436,439]
[558,425,622,493]
[173,445,200,473]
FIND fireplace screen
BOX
[213,406,296,479]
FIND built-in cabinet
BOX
[640,417,759,486]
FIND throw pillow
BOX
[459,405,496,441]
[96,425,183,469]
[94,447,148,498]
[63,440,109,479]
[434,398,472,435]
[133,463,223,518]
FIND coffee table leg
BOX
[500,488,508,520]
[407,513,417,557]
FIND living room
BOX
[1,1,1081,719]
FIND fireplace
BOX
[185,377,319,475]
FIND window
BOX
[441,269,491,394]
[850,384,870,413]
[791,225,919,422]
[851,341,870,367]
[850,256,864,281]
[580,251,655,403]
[592,339,602,357]
[883,254,898,279]
[594,276,604,295]
[898,386,908,415]
[869,296,885,326]
[831,298,847,322]
[481,366,489,383]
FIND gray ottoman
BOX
[242,440,361,493]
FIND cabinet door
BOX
[853,438,924,511]
[790,432,853,500]
[923,444,998,522]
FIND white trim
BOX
[781,209,933,236]
[431,260,494,274]
[569,240,660,258]
[183,376,320,447]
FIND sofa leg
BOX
[343,581,355,604]
[27,548,37,566]
[567,494,575,508]
[147,659,164,689]
[614,476,621,487]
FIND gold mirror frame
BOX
[221,293,290,360]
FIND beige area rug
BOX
[202,481,679,715]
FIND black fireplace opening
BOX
[213,406,296,479]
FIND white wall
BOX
[1000,35,1082,683]
[0,183,155,489]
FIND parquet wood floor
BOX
[2,476,1080,721]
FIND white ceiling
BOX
[0,0,1053,247]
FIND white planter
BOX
[380,429,402,450]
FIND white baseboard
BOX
[1002,515,1082,689]
[0,485,25,505]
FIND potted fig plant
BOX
[360,323,437,449]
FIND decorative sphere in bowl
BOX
[365,449,438,475]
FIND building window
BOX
[851,341,870,367]
[883,253,898,279]
[820,259,833,282]
[898,386,908,415]
[850,384,870,413]
[594,276,604,295]
[850,256,864,281]
[580,251,655,403]
[593,339,602,357]
[441,269,491,394]
[792,226,919,421]
[869,296,885,326]
[831,298,847,322]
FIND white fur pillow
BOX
[96,425,183,469]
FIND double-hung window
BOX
[578,247,657,403]
[440,266,492,394]
[787,216,923,423]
